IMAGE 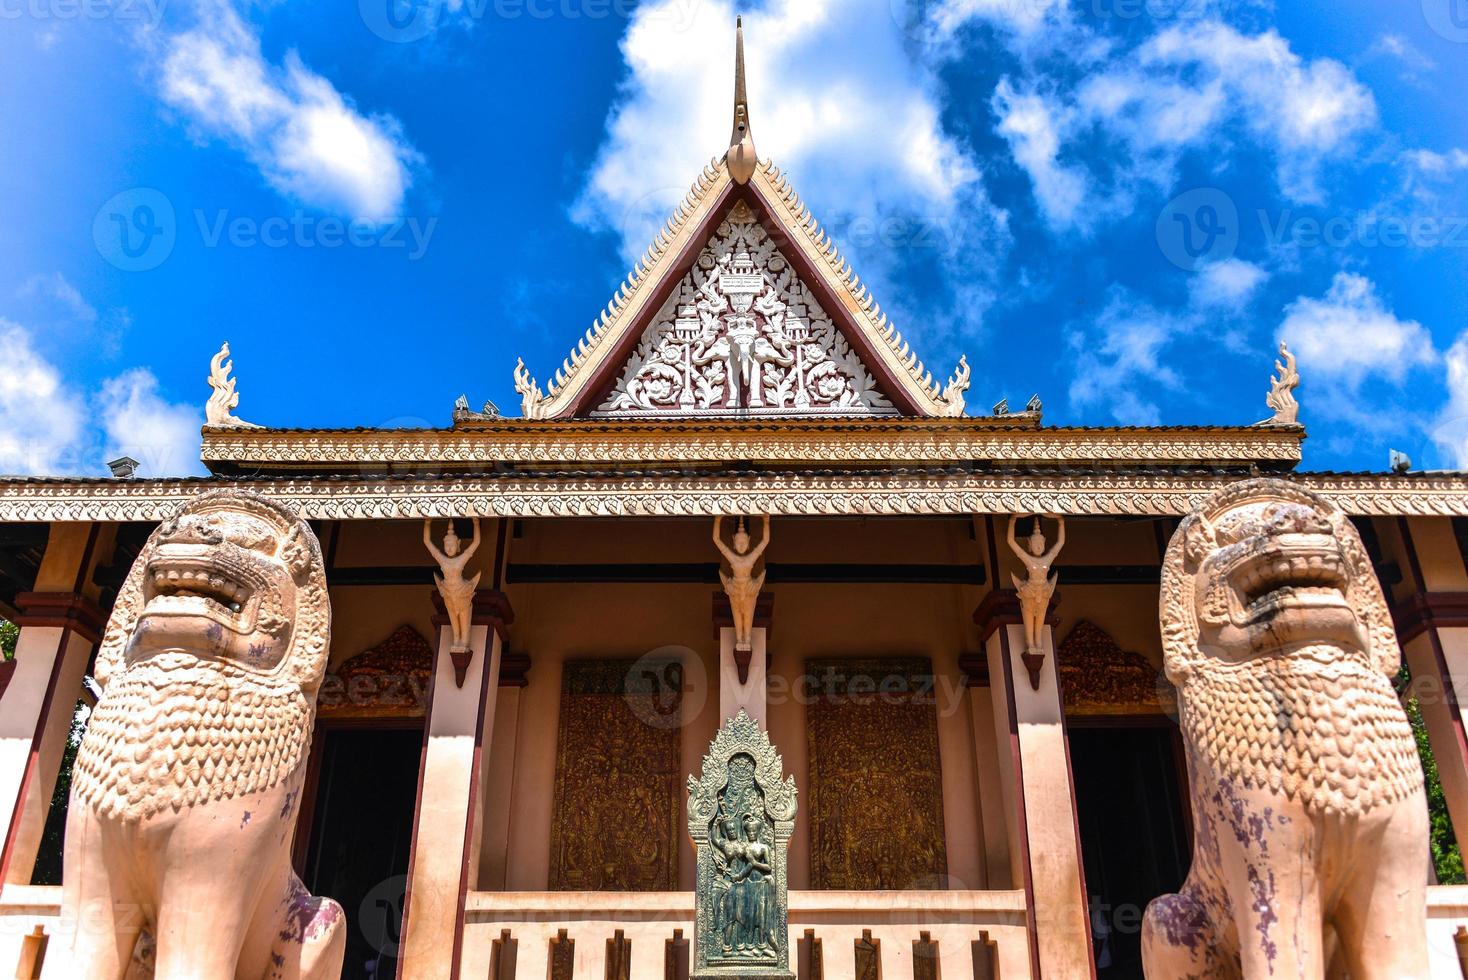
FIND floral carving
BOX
[318,625,433,718]
[598,202,895,417]
[1055,620,1174,716]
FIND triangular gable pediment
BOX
[513,160,970,420]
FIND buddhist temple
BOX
[3,21,1468,980]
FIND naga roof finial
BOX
[726,16,757,184]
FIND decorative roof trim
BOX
[515,162,734,419]
[200,422,1303,467]
[0,471,1463,521]
[748,163,966,417]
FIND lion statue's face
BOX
[132,508,301,673]
[1162,479,1398,682]
[97,490,329,692]
[1187,497,1362,661]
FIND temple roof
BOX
[511,23,975,421]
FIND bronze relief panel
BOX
[804,657,948,889]
[549,659,683,890]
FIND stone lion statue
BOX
[1143,479,1428,978]
[49,491,345,980]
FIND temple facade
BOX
[5,25,1468,980]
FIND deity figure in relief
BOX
[1007,514,1065,655]
[424,518,482,652]
[714,515,770,652]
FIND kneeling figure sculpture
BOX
[50,491,345,980]
[1144,479,1428,977]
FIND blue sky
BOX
[1,0,1466,477]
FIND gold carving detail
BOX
[549,660,682,890]
[1055,620,1175,716]
[318,625,433,718]
[804,658,948,890]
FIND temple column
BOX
[0,524,106,886]
[397,591,513,980]
[1395,517,1468,846]
[714,591,772,727]
[959,654,1013,890]
[975,591,1094,980]
[479,651,530,889]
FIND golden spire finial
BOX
[726,16,757,184]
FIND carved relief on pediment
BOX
[596,201,897,417]
[1056,620,1176,717]
[318,625,433,718]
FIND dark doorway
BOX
[302,727,422,980]
[1070,724,1190,979]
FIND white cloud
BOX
[1190,258,1267,309]
[160,1,418,222]
[1137,23,1376,201]
[0,316,202,478]
[98,370,204,477]
[927,0,1070,39]
[956,17,1379,224]
[574,0,1009,343]
[1369,34,1435,79]
[0,319,85,476]
[1278,272,1434,388]
[1068,291,1188,424]
[992,79,1092,229]
[19,272,98,325]
[1403,148,1468,176]
[1435,332,1468,469]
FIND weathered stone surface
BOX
[688,710,796,979]
[1144,478,1428,977]
[51,490,344,980]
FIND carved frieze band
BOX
[199,426,1303,465]
[4,471,1466,521]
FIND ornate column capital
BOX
[498,651,532,688]
[11,592,106,645]
[972,589,1060,691]
[431,589,513,688]
[1394,591,1468,644]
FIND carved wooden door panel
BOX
[804,658,948,890]
[548,659,683,890]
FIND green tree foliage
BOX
[1403,667,1466,884]
[31,699,88,886]
[1,619,16,660]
